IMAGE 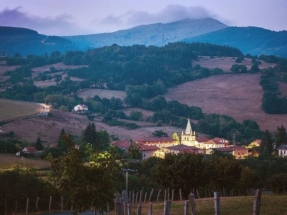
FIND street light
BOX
[122,168,137,203]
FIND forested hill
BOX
[64,18,227,49]
[183,27,287,57]
[0,26,79,56]
[64,43,242,91]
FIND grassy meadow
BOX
[127,195,287,215]
[0,154,50,170]
[0,99,41,122]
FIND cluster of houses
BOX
[14,116,287,159]
[112,119,251,159]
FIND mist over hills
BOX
[0,18,287,57]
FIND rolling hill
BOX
[64,18,227,49]
[0,26,79,56]
[183,26,287,57]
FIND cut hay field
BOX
[164,73,287,132]
[0,154,50,170]
[77,89,126,100]
[0,99,42,122]
[192,56,275,71]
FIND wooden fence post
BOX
[148,189,154,202]
[25,198,29,215]
[135,192,139,204]
[139,190,143,204]
[196,189,200,199]
[163,200,171,215]
[132,191,135,204]
[49,196,52,212]
[4,198,7,215]
[129,191,132,203]
[137,204,142,215]
[164,190,167,202]
[184,200,189,215]
[15,200,18,215]
[253,189,262,215]
[61,196,64,211]
[148,202,153,215]
[189,194,195,215]
[144,192,147,203]
[171,189,174,201]
[156,189,161,202]
[123,201,127,215]
[127,203,131,215]
[36,196,39,211]
[167,188,170,201]
[179,189,182,201]
[214,192,220,215]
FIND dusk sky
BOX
[0,0,286,36]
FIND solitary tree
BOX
[82,123,97,149]
[259,130,273,156]
[34,137,44,150]
[274,125,287,149]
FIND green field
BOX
[0,99,41,122]
[0,154,51,170]
[128,195,287,215]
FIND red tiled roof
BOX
[165,144,199,153]
[111,140,131,149]
[23,147,37,153]
[215,146,247,152]
[140,144,159,151]
[196,137,210,143]
[135,137,174,144]
[206,138,229,145]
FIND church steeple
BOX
[181,119,196,146]
[185,118,192,135]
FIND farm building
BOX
[73,104,89,113]
[278,144,287,158]
[214,145,249,159]
[22,147,37,155]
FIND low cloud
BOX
[100,4,218,30]
[0,7,83,35]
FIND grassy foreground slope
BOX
[0,99,42,122]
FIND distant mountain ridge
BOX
[0,26,79,56]
[64,18,228,48]
[1,18,287,57]
[183,27,287,57]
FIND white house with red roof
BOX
[278,144,287,158]
[73,104,89,113]
[204,138,230,154]
[214,145,248,159]
[140,144,160,159]
[163,144,203,155]
[22,147,37,154]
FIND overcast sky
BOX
[0,0,286,36]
